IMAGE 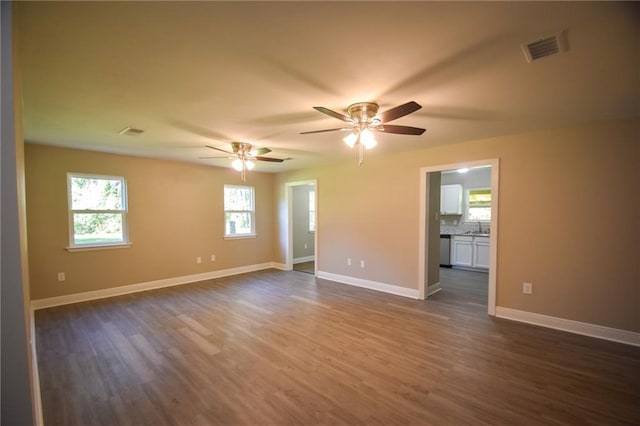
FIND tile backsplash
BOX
[440,217,490,235]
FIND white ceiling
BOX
[15,1,639,172]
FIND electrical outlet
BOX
[360,260,365,268]
[347,258,352,266]
[196,257,202,264]
[304,243,308,249]
[210,254,216,262]
[522,282,533,294]
[57,272,65,282]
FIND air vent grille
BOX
[119,127,145,136]
[521,30,568,63]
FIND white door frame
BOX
[418,159,499,316]
[285,180,318,274]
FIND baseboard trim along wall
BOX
[427,282,442,297]
[293,256,315,264]
[495,307,640,347]
[31,262,282,310]
[317,271,420,299]
[29,309,44,425]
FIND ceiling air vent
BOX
[521,30,568,63]
[119,127,145,136]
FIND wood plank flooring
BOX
[35,269,640,425]
[292,261,315,274]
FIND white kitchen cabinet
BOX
[452,236,473,267]
[453,235,489,270]
[473,236,490,269]
[440,184,462,215]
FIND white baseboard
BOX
[29,309,44,426]
[427,282,442,297]
[293,255,315,264]
[270,262,290,271]
[495,307,640,347]
[31,262,280,310]
[317,271,419,299]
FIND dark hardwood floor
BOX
[292,261,315,274]
[432,267,488,307]
[35,269,640,425]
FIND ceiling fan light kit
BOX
[202,142,286,181]
[302,101,426,166]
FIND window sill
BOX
[224,234,257,240]
[65,243,132,252]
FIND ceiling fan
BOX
[301,101,426,165]
[201,142,288,181]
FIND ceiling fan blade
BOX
[300,127,349,134]
[377,101,422,123]
[313,106,352,122]
[377,125,426,135]
[254,156,285,163]
[205,145,233,154]
[250,147,271,156]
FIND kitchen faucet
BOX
[477,222,482,233]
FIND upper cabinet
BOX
[440,184,462,215]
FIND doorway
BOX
[418,159,499,316]
[286,180,317,275]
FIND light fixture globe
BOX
[232,159,244,171]
[343,132,358,148]
[360,129,377,149]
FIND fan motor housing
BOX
[347,102,379,123]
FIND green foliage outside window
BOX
[224,185,254,236]
[69,175,127,246]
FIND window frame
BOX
[67,172,130,251]
[224,184,256,239]
[465,186,492,223]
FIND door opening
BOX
[418,159,499,316]
[286,180,317,275]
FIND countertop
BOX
[440,233,490,237]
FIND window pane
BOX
[309,211,316,232]
[468,189,491,206]
[309,190,316,231]
[73,213,123,245]
[71,177,123,210]
[468,207,491,221]
[225,212,253,235]
[224,187,253,211]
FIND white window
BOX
[308,190,316,232]
[224,185,255,237]
[466,187,492,222]
[68,173,129,248]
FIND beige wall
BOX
[275,118,640,332]
[25,144,276,300]
[24,118,640,333]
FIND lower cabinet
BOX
[473,237,490,269]
[452,235,489,270]
[452,236,473,267]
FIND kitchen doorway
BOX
[418,159,499,316]
[285,180,317,275]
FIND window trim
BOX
[224,184,256,239]
[464,186,492,223]
[67,172,130,250]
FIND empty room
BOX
[2,1,639,425]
